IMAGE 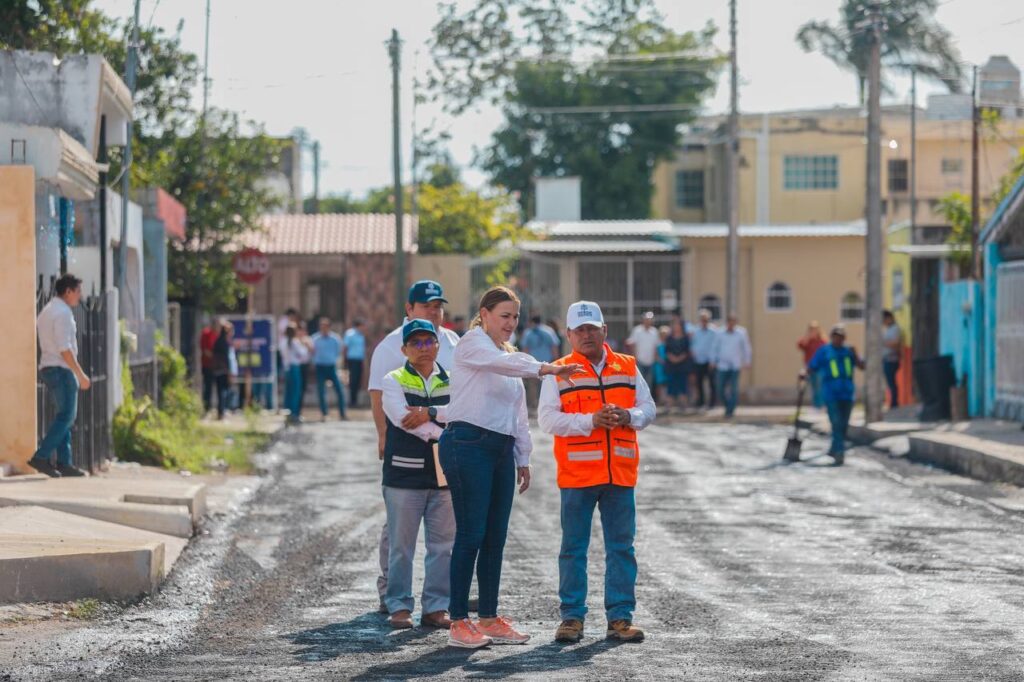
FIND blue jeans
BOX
[883,360,900,408]
[284,365,303,417]
[826,400,854,455]
[382,486,455,615]
[716,369,741,416]
[438,422,516,620]
[559,485,637,623]
[33,367,78,467]
[315,364,346,417]
[808,371,824,408]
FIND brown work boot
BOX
[606,620,645,642]
[554,619,584,643]
[420,610,452,629]
[388,610,414,629]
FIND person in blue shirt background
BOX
[344,319,367,408]
[312,317,347,420]
[803,323,865,465]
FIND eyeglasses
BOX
[407,337,438,350]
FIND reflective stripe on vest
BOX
[829,356,853,379]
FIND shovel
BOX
[783,376,808,463]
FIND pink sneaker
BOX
[448,618,492,649]
[475,616,531,644]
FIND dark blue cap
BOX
[408,280,448,304]
[402,319,438,343]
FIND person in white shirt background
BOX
[368,280,461,613]
[625,311,660,389]
[281,324,311,425]
[438,286,581,649]
[30,273,91,478]
[710,314,752,418]
[690,309,719,410]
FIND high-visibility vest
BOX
[383,362,450,489]
[552,346,639,489]
[829,355,853,380]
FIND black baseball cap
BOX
[408,280,448,304]
[402,318,439,343]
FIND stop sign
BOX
[234,248,270,285]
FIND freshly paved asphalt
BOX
[3,415,1024,680]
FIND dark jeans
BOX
[348,359,364,407]
[438,421,516,621]
[827,400,854,455]
[315,364,346,417]
[637,363,655,389]
[883,360,900,408]
[33,367,78,467]
[694,362,716,407]
[559,485,637,622]
[215,373,229,418]
[202,367,215,412]
[716,369,741,416]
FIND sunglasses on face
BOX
[406,337,438,350]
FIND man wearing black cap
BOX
[368,280,461,612]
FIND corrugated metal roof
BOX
[980,173,1024,245]
[245,213,418,255]
[527,220,674,238]
[674,221,866,238]
[889,244,968,258]
[518,239,680,254]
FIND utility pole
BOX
[970,65,980,278]
[388,30,406,322]
[312,140,321,214]
[910,68,917,240]
[863,2,885,424]
[193,0,212,385]
[117,0,141,299]
[725,0,740,320]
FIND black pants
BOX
[202,367,215,412]
[694,362,716,407]
[215,373,230,418]
[348,359,364,407]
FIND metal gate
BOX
[995,260,1024,422]
[36,282,111,472]
[577,256,682,346]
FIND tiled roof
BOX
[245,213,418,255]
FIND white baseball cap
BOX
[566,301,605,330]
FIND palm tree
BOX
[796,0,964,105]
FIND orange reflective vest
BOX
[552,346,639,489]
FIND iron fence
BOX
[35,278,111,473]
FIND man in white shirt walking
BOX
[625,311,660,388]
[368,280,461,612]
[31,274,91,478]
[538,301,656,644]
[710,314,752,418]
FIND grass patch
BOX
[66,599,101,620]
[171,425,270,474]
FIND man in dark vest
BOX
[380,319,454,630]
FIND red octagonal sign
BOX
[234,247,270,285]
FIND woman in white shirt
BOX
[439,286,581,649]
[282,324,311,424]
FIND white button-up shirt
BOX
[537,351,657,437]
[445,327,542,467]
[712,326,752,371]
[368,319,460,392]
[37,298,78,370]
[381,363,448,442]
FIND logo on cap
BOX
[578,305,594,318]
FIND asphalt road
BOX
[4,416,1024,681]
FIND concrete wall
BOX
[940,279,983,416]
[143,218,168,333]
[0,167,39,472]
[409,254,471,320]
[685,235,866,402]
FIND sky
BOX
[94,0,1024,198]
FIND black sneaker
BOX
[829,451,845,466]
[29,460,61,478]
[56,464,88,477]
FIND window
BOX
[783,155,838,190]
[892,269,905,311]
[888,159,909,193]
[840,292,864,321]
[942,158,963,174]
[698,294,722,321]
[765,282,792,312]
[674,170,705,209]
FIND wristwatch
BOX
[427,407,438,419]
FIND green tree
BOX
[796,0,964,105]
[430,0,720,219]
[418,182,525,255]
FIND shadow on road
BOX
[352,638,620,680]
[283,611,434,663]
